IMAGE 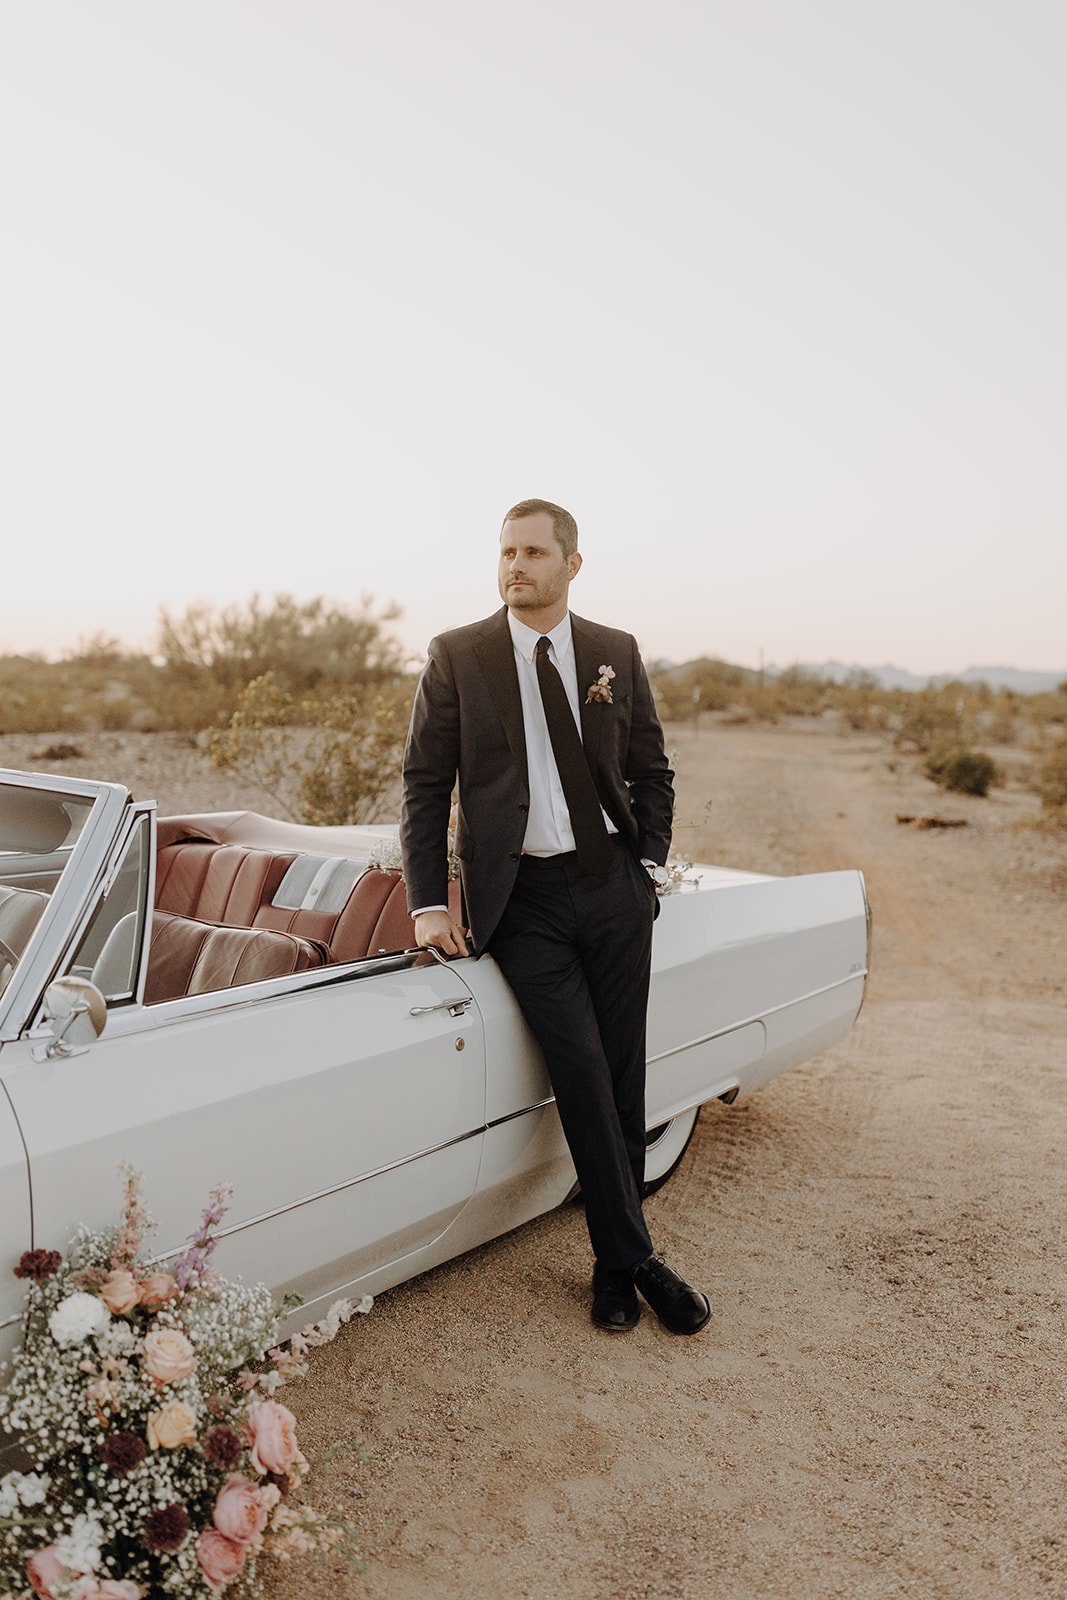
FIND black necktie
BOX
[535,635,614,876]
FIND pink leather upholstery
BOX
[155,842,295,924]
[155,825,463,964]
[145,911,328,1005]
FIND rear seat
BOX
[155,841,296,924]
[145,910,329,1005]
[156,826,462,963]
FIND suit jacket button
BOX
[509,851,519,861]
[518,803,528,812]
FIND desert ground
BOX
[3,720,1065,1599]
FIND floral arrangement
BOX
[661,854,701,892]
[0,1166,370,1598]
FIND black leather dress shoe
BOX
[632,1255,711,1335]
[591,1263,640,1331]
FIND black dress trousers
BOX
[487,833,658,1271]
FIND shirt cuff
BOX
[410,904,449,917]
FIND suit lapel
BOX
[474,608,528,783]
[570,613,605,773]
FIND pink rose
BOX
[143,1327,196,1385]
[146,1400,198,1450]
[99,1268,140,1316]
[139,1272,178,1309]
[195,1530,247,1590]
[245,1400,299,1476]
[213,1476,268,1545]
[26,1547,66,1599]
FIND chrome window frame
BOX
[0,771,131,1042]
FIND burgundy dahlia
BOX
[99,1432,148,1475]
[264,1470,291,1496]
[202,1425,244,1471]
[13,1249,62,1281]
[142,1503,190,1553]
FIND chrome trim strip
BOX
[0,1312,20,1330]
[145,1096,562,1264]
[486,1094,556,1128]
[147,1123,490,1259]
[86,949,435,1039]
[645,970,867,1066]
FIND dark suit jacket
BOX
[400,606,675,955]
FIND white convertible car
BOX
[0,768,870,1356]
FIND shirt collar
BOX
[507,608,573,664]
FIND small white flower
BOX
[0,1472,20,1517]
[16,1471,50,1506]
[48,1292,110,1348]
[104,1319,136,1353]
[56,1510,104,1573]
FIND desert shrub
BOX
[160,591,403,688]
[923,741,997,797]
[895,687,970,752]
[1036,739,1067,810]
[207,672,414,825]
[651,657,750,721]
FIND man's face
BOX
[498,511,581,611]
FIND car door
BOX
[0,808,486,1310]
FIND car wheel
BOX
[642,1105,701,1195]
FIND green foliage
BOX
[206,673,414,826]
[923,741,997,797]
[1036,738,1067,810]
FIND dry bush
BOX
[894,687,971,752]
[157,592,406,729]
[206,672,414,826]
[1036,738,1067,811]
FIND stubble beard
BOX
[501,571,568,613]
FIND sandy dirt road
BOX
[4,724,1065,1598]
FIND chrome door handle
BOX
[409,997,473,1018]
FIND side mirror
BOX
[33,976,107,1060]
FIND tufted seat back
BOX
[145,910,328,1005]
[155,824,463,965]
[155,841,296,925]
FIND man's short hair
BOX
[500,498,578,560]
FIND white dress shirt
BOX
[410,608,617,916]
[507,609,617,855]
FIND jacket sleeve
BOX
[400,635,460,915]
[623,634,675,866]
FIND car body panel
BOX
[0,776,871,1358]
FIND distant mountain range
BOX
[765,661,1066,694]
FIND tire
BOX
[643,1105,701,1195]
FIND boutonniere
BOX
[586,664,616,704]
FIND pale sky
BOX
[2,1,1064,675]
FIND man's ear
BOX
[568,551,583,580]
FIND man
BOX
[400,499,710,1335]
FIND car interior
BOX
[0,799,464,1012]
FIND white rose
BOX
[48,1291,110,1347]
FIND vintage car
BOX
[0,767,870,1357]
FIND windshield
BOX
[0,780,97,999]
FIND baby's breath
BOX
[0,1166,368,1597]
